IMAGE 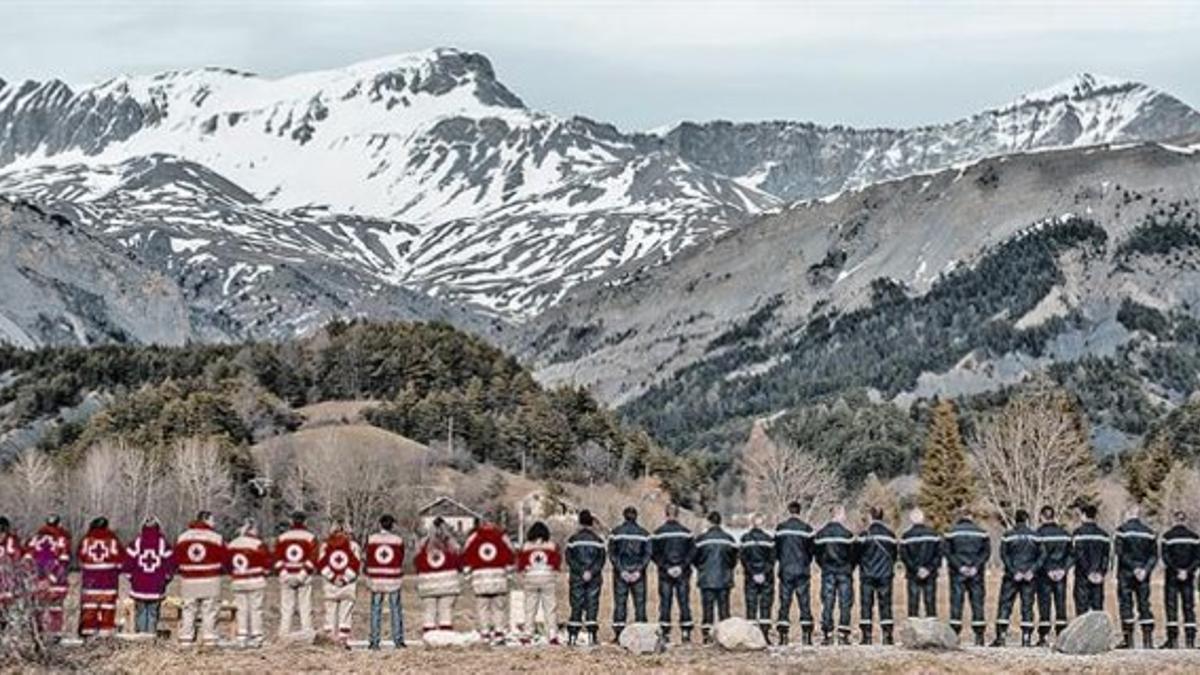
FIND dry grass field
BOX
[12,567,1200,673]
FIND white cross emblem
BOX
[374,545,394,565]
[86,539,111,562]
[138,549,162,573]
[479,542,497,562]
[187,543,206,562]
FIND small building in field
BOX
[517,489,607,544]
[418,496,481,536]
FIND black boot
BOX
[837,629,851,646]
[588,628,598,646]
[860,627,872,645]
[1118,627,1134,649]
[821,632,834,646]
[1021,629,1033,648]
[759,625,771,644]
[1142,626,1155,649]
[1186,628,1196,649]
[613,626,623,643]
[681,629,692,644]
[882,626,894,646]
[802,627,814,646]
[1036,628,1050,648]
[974,629,986,647]
[702,628,713,645]
[568,629,579,646]
[777,628,789,646]
[989,631,1006,648]
[1159,627,1178,649]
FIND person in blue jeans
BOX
[365,514,407,649]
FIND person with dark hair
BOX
[319,519,363,646]
[1034,505,1072,646]
[77,516,124,638]
[124,516,174,635]
[856,506,898,645]
[992,509,1042,647]
[518,520,562,644]
[567,509,606,645]
[944,508,991,646]
[900,508,942,619]
[1115,505,1157,649]
[464,514,516,644]
[609,505,651,641]
[653,503,695,643]
[1071,503,1110,616]
[740,514,776,642]
[24,514,71,638]
[693,510,737,644]
[815,505,856,645]
[175,510,226,645]
[366,513,406,650]
[227,518,271,646]
[1159,510,1200,649]
[775,500,816,645]
[415,516,462,634]
[275,511,319,638]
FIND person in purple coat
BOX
[123,516,175,634]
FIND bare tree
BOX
[576,440,614,486]
[1,450,59,532]
[1151,462,1200,527]
[970,383,1098,526]
[169,438,234,532]
[741,419,842,521]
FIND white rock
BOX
[1056,611,1114,655]
[423,630,484,648]
[899,618,960,650]
[618,622,664,654]
[714,617,767,651]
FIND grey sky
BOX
[3,0,1198,131]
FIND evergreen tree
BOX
[1125,438,1174,505]
[917,399,975,530]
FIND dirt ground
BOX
[12,571,1200,673]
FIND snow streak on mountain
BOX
[1,49,1199,345]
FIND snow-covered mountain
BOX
[2,49,1199,345]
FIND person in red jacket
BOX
[124,516,174,635]
[78,517,124,638]
[275,511,319,638]
[518,521,562,644]
[318,519,363,646]
[173,510,226,644]
[227,518,271,646]
[415,517,462,635]
[365,514,406,649]
[0,516,23,620]
[463,516,516,643]
[24,515,70,638]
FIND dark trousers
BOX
[568,576,602,635]
[700,588,731,632]
[1164,571,1196,636]
[906,575,937,618]
[777,575,813,634]
[820,572,853,635]
[612,572,648,628]
[1117,570,1154,631]
[1073,575,1105,615]
[996,576,1035,635]
[745,577,774,630]
[657,574,693,635]
[1035,573,1069,635]
[859,576,893,632]
[949,572,986,635]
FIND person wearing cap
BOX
[24,514,71,638]
[227,518,272,646]
[123,516,175,635]
[566,509,606,645]
[693,510,738,644]
[366,514,407,649]
[275,511,319,638]
[463,514,517,644]
[414,516,463,634]
[173,510,226,645]
[77,516,124,639]
[318,519,363,647]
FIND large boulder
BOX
[423,630,484,647]
[899,618,960,650]
[714,617,768,651]
[1055,611,1114,655]
[619,623,664,654]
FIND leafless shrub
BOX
[741,420,842,522]
[0,450,60,532]
[0,558,56,667]
[168,438,235,531]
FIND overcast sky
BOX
[3,0,1198,131]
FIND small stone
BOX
[714,617,768,651]
[1055,611,1114,655]
[618,622,664,654]
[423,630,484,647]
[899,618,960,650]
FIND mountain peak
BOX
[1011,72,1144,107]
